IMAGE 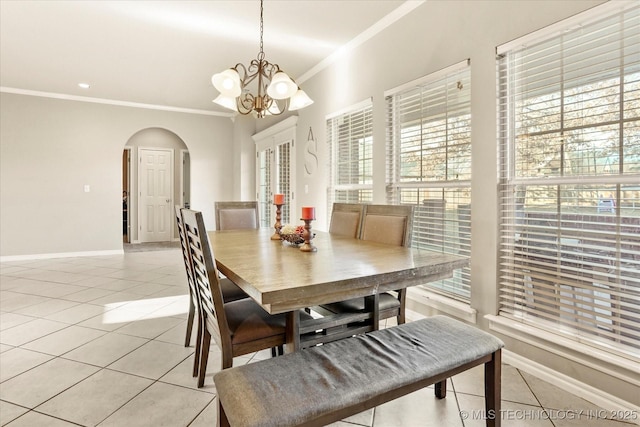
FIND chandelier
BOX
[211,0,313,118]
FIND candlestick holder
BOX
[271,203,283,240]
[299,218,317,252]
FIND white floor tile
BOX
[107,340,192,380]
[97,382,214,427]
[115,314,185,339]
[36,368,153,426]
[2,410,79,427]
[13,299,79,317]
[0,401,29,426]
[373,387,463,427]
[0,358,99,408]
[0,347,54,382]
[44,303,108,324]
[0,312,36,331]
[0,318,68,346]
[21,325,106,356]
[63,331,148,367]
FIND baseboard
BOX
[0,249,124,262]
[503,349,640,417]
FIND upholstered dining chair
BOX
[174,206,247,377]
[320,204,415,325]
[328,202,365,238]
[214,201,259,230]
[180,208,312,387]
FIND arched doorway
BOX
[123,128,189,244]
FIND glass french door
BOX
[257,140,294,228]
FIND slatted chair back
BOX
[174,206,201,353]
[360,204,414,247]
[181,208,232,360]
[329,203,365,238]
[175,206,198,305]
[215,201,259,230]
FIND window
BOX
[498,3,640,359]
[386,60,472,301]
[326,100,373,223]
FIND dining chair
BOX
[320,204,415,325]
[174,206,248,377]
[328,202,365,238]
[181,208,312,387]
[214,201,259,230]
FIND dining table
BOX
[207,228,469,352]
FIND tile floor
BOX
[0,248,636,427]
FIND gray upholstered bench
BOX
[214,315,504,427]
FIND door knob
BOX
[166,199,170,203]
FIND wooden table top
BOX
[207,228,468,314]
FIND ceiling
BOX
[0,0,416,116]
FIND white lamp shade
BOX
[266,71,297,100]
[266,101,281,115]
[212,69,241,97]
[288,88,314,111]
[212,94,238,111]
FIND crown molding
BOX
[0,87,234,118]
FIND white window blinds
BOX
[497,3,640,359]
[386,60,471,301]
[326,101,373,224]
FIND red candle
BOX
[301,206,315,220]
[274,194,285,205]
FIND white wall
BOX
[258,0,639,408]
[0,93,234,257]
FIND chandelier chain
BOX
[211,0,312,117]
[259,0,264,58]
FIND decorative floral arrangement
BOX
[280,224,305,245]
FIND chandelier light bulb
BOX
[212,94,238,112]
[212,69,241,97]
[267,71,297,100]
[288,88,314,111]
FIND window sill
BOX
[485,314,640,386]
[407,288,477,324]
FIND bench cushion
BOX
[214,315,504,427]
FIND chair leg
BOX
[397,289,407,325]
[197,330,211,388]
[193,313,203,377]
[218,396,231,427]
[185,297,195,347]
[485,349,502,427]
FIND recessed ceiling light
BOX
[78,83,91,89]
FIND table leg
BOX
[364,294,380,331]
[285,310,301,353]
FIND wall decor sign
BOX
[304,127,318,176]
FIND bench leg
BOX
[485,349,502,427]
[435,379,446,399]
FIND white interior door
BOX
[139,148,173,242]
